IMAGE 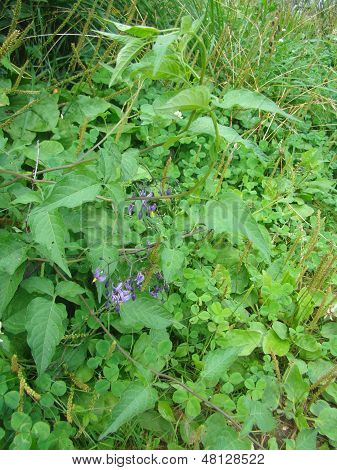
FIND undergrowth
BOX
[0,0,336,451]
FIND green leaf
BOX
[214,89,299,121]
[36,174,101,212]
[55,281,85,302]
[202,413,251,450]
[316,407,337,441]
[204,195,271,262]
[0,233,27,274]
[153,32,179,74]
[295,429,317,450]
[26,297,67,375]
[158,400,175,423]
[108,37,146,86]
[157,86,210,112]
[284,364,309,403]
[321,322,337,339]
[99,383,158,440]
[113,22,160,38]
[220,329,262,356]
[263,330,290,356]
[185,396,201,418]
[29,209,71,276]
[189,116,245,144]
[272,321,288,340]
[0,263,25,318]
[161,247,184,282]
[240,398,276,434]
[200,348,239,386]
[21,277,54,297]
[120,296,173,330]
[11,412,32,433]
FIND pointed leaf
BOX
[0,264,25,318]
[157,86,210,112]
[99,383,158,440]
[120,296,173,330]
[214,89,300,121]
[284,364,309,403]
[29,209,70,276]
[26,297,67,375]
[201,347,239,386]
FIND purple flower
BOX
[132,292,136,301]
[166,188,172,195]
[135,272,145,288]
[128,203,135,215]
[93,268,107,283]
[114,282,131,303]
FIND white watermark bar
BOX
[0,450,336,469]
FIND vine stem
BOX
[52,266,264,450]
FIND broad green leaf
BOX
[0,264,25,318]
[214,89,299,121]
[158,400,175,423]
[121,148,139,181]
[220,329,262,356]
[87,244,118,273]
[185,396,201,418]
[200,347,239,386]
[202,414,251,450]
[36,174,101,213]
[161,247,184,282]
[26,297,67,375]
[98,144,122,183]
[55,281,85,302]
[108,37,146,86]
[240,398,276,434]
[204,195,271,262]
[189,116,245,144]
[263,330,290,356]
[295,429,317,450]
[99,383,158,440]
[272,321,288,340]
[24,140,64,166]
[152,32,179,74]
[321,322,337,339]
[113,22,160,38]
[316,407,337,441]
[120,296,173,330]
[29,209,70,276]
[157,86,210,112]
[0,233,27,274]
[284,364,309,403]
[21,277,54,297]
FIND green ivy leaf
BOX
[99,382,158,440]
[26,297,67,375]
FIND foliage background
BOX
[0,0,336,450]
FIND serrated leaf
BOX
[36,174,101,212]
[99,383,158,440]
[26,297,67,375]
[214,89,300,121]
[157,86,210,112]
[120,296,173,330]
[29,209,70,276]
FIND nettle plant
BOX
[0,15,336,450]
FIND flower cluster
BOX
[92,268,168,313]
[128,189,157,220]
